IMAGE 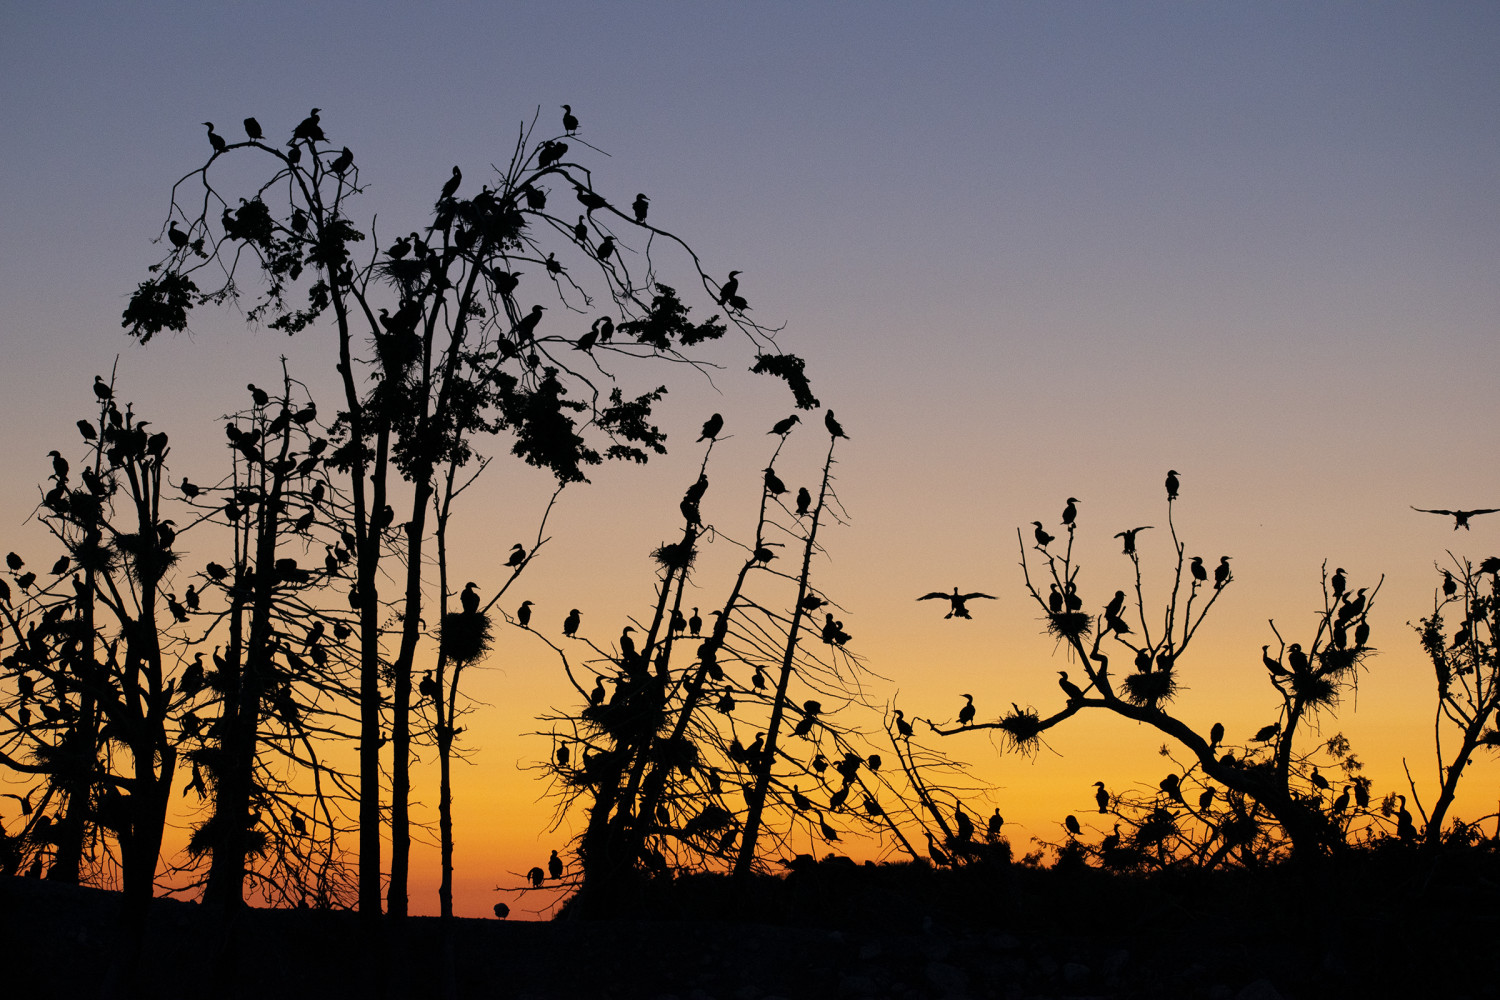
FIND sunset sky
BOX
[2,3,1497,918]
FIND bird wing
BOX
[916,592,949,601]
[958,592,997,601]
[1465,508,1500,516]
[1411,507,1456,515]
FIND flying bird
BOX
[1411,506,1499,530]
[917,587,997,620]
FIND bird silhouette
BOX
[1061,497,1078,526]
[957,693,976,726]
[1214,557,1232,589]
[770,414,800,436]
[796,487,812,516]
[561,105,578,135]
[168,220,190,250]
[329,146,354,175]
[1114,526,1152,555]
[688,607,701,636]
[716,270,740,306]
[764,467,787,495]
[517,600,533,628]
[1058,671,1084,703]
[292,108,325,143]
[1165,469,1180,501]
[698,413,724,441]
[507,543,527,568]
[824,411,847,439]
[243,117,262,140]
[1331,567,1347,597]
[563,608,581,637]
[1032,522,1055,548]
[917,587,997,620]
[632,193,649,222]
[1094,781,1109,813]
[1411,506,1499,530]
[203,122,226,154]
[460,582,480,615]
[1190,556,1207,583]
[512,304,545,342]
[1064,814,1082,836]
[548,849,563,879]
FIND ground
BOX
[3,852,1497,999]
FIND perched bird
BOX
[1287,643,1309,675]
[1411,506,1499,530]
[419,671,439,700]
[988,809,1004,839]
[292,108,325,143]
[594,235,615,260]
[329,146,354,175]
[1442,571,1457,598]
[1064,814,1082,836]
[632,193,649,223]
[243,117,263,140]
[1190,556,1207,583]
[93,375,112,401]
[619,626,637,661]
[1331,786,1351,817]
[717,270,740,307]
[1165,469,1180,501]
[563,608,581,637]
[517,600,533,628]
[893,708,914,738]
[769,414,800,436]
[589,676,605,706]
[168,220,190,250]
[1104,590,1126,620]
[1061,497,1078,527]
[796,487,812,516]
[1214,557,1232,589]
[561,104,578,135]
[512,304,545,342]
[1058,671,1084,703]
[1331,567,1347,597]
[1210,721,1225,748]
[1261,645,1287,676]
[764,467,787,496]
[507,543,527,568]
[439,165,462,202]
[824,411,846,439]
[689,608,701,636]
[957,693,976,726]
[460,582,480,615]
[1114,526,1152,556]
[1032,521,1055,548]
[548,850,563,879]
[1251,721,1281,743]
[203,122,226,154]
[1094,781,1110,813]
[698,413,724,441]
[917,587,997,620]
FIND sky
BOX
[1,2,1497,918]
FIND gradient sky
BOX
[2,3,1497,918]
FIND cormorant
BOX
[1058,671,1084,703]
[528,866,545,887]
[796,487,811,516]
[1061,497,1078,526]
[824,410,846,439]
[1287,643,1309,674]
[632,193,649,222]
[1354,619,1370,647]
[1114,525,1153,555]
[203,122,226,153]
[1331,567,1347,597]
[243,117,262,140]
[1198,787,1216,811]
[917,587,997,620]
[1165,469,1180,501]
[689,607,701,636]
[925,830,950,865]
[1331,786,1351,816]
[561,104,578,135]
[1094,781,1109,814]
[513,304,545,342]
[1032,521,1055,548]
[454,582,479,615]
[563,608,581,637]
[1064,814,1082,836]
[168,220,190,249]
[93,375,112,401]
[507,543,527,568]
[48,450,68,483]
[770,414,799,435]
[1104,590,1126,620]
[419,671,439,700]
[329,146,353,175]
[1261,645,1287,676]
[764,467,787,495]
[292,108,325,143]
[548,850,563,879]
[717,270,740,306]
[594,235,614,260]
[1214,557,1231,589]
[1396,795,1417,840]
[1442,571,1457,598]
[440,165,462,201]
[1210,721,1225,748]
[619,626,636,661]
[957,693,976,726]
[1048,584,1064,614]
[589,675,605,705]
[988,809,1004,839]
[515,601,534,628]
[1411,506,1500,530]
[1251,721,1281,742]
[698,413,724,441]
[1190,557,1207,583]
[893,708,914,738]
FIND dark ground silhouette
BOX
[5,847,1497,1000]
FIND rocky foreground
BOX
[3,851,1497,999]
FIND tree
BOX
[125,108,815,915]
[931,479,1382,859]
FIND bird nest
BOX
[1315,645,1369,679]
[1045,612,1092,641]
[1291,671,1338,708]
[999,708,1043,754]
[1123,670,1177,707]
[440,610,493,665]
[651,540,698,571]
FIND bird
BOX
[561,105,578,135]
[92,375,112,401]
[329,146,354,175]
[1165,469,1180,501]
[1058,671,1084,703]
[594,235,615,260]
[632,193,649,222]
[717,270,740,306]
[957,693,976,726]
[698,413,724,441]
[248,383,270,407]
[419,671,439,700]
[1065,814,1082,836]
[1331,786,1351,817]
[764,467,787,496]
[917,587,997,620]
[1061,497,1078,527]
[243,117,262,140]
[512,304,545,342]
[1411,506,1499,530]
[1104,590,1126,620]
[548,849,563,879]
[1094,781,1110,814]
[619,626,637,661]
[688,608,702,636]
[1190,556,1207,583]
[893,709,914,738]
[824,411,846,439]
[796,487,812,516]
[460,582,480,615]
[1198,787,1216,812]
[493,903,510,919]
[48,450,68,483]
[1261,645,1287,676]
[1251,721,1281,742]
[1287,643,1309,675]
[589,676,606,706]
[507,543,526,568]
[517,600,533,628]
[1210,721,1225,748]
[1396,795,1417,841]
[440,165,462,201]
[563,608,581,637]
[1442,571,1457,598]
[1214,557,1232,589]
[988,809,1004,839]
[769,414,800,436]
[292,108,325,143]
[168,220,190,250]
[1331,567,1347,597]
[203,122,226,153]
[1032,522,1055,548]
[1114,526,1152,556]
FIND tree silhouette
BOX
[125,108,815,915]
[931,480,1383,859]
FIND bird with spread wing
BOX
[917,587,997,620]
